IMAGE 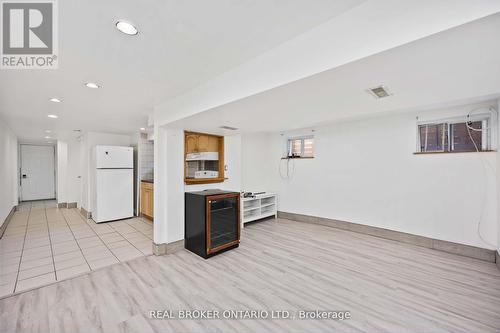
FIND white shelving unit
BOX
[241,192,277,226]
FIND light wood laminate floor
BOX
[1,218,500,333]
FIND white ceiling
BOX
[154,0,500,127]
[169,12,500,134]
[0,0,364,141]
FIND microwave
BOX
[194,170,219,179]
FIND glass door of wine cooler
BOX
[207,194,240,254]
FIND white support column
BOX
[153,126,186,255]
[153,125,168,247]
[164,128,185,244]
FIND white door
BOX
[20,145,55,201]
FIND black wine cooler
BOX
[185,190,240,258]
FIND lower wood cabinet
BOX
[140,181,154,220]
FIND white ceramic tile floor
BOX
[0,200,154,298]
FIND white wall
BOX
[243,102,498,249]
[67,138,81,205]
[497,98,500,254]
[56,141,68,204]
[56,138,82,206]
[130,133,140,216]
[79,132,132,213]
[0,118,18,226]
[241,133,273,192]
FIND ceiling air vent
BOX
[220,126,238,131]
[367,85,391,99]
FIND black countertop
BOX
[186,189,238,197]
[141,179,154,184]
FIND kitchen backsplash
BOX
[139,133,154,180]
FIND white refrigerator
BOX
[92,145,134,223]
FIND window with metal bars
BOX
[287,136,314,158]
[417,117,490,153]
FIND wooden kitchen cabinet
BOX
[140,181,154,220]
[185,132,220,153]
[206,136,219,151]
[185,134,198,153]
[184,131,225,185]
[197,134,209,152]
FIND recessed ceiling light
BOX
[140,127,146,131]
[49,98,62,103]
[85,82,100,89]
[44,136,51,139]
[45,130,51,133]
[47,114,58,119]
[116,20,138,35]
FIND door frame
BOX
[19,143,57,202]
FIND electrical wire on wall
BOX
[279,133,295,180]
[466,106,497,248]
[279,156,295,180]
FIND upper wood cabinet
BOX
[197,135,209,152]
[185,131,225,185]
[186,134,198,153]
[185,133,220,153]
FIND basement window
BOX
[417,116,492,153]
[287,136,314,158]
